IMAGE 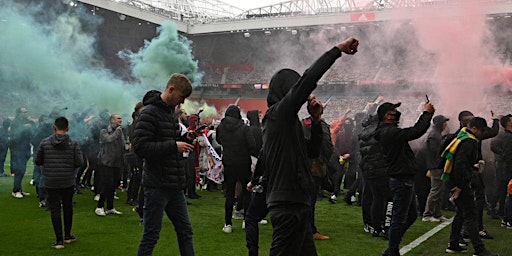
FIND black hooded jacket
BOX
[247,110,263,152]
[217,105,257,169]
[35,133,83,189]
[263,47,342,208]
[376,111,433,179]
[133,90,191,190]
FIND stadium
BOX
[1,0,512,255]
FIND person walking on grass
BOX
[262,37,359,255]
[133,73,196,256]
[35,117,83,249]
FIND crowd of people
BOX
[1,37,512,256]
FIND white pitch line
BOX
[400,217,453,255]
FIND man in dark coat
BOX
[35,117,83,249]
[217,104,258,233]
[10,107,34,198]
[133,73,196,256]
[262,37,358,255]
[376,101,434,256]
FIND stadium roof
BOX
[77,0,512,34]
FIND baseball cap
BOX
[377,102,401,121]
[433,115,450,126]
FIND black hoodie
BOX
[263,47,342,208]
[217,105,257,170]
[247,110,263,152]
[133,90,192,190]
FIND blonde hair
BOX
[166,73,193,97]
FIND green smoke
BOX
[120,21,203,87]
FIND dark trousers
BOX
[137,188,194,256]
[97,165,121,210]
[223,164,251,225]
[0,143,7,173]
[127,157,143,201]
[360,175,372,225]
[75,152,88,187]
[269,204,317,256]
[471,173,486,231]
[450,187,485,253]
[497,170,512,216]
[385,178,417,255]
[367,177,391,230]
[246,190,268,256]
[185,155,198,197]
[46,186,74,242]
[11,149,30,192]
[310,176,322,234]
[33,164,47,202]
[504,194,512,223]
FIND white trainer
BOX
[106,208,122,215]
[94,194,100,201]
[222,224,232,233]
[242,221,245,229]
[12,192,23,199]
[259,219,268,225]
[95,207,106,216]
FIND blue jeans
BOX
[137,187,194,256]
[384,178,417,255]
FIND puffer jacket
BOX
[217,105,258,168]
[359,121,388,179]
[133,90,189,190]
[35,133,83,189]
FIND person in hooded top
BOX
[217,104,258,233]
[133,73,196,256]
[262,37,359,255]
[35,117,83,249]
[247,110,263,152]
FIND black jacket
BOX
[491,130,512,173]
[263,47,341,208]
[359,121,388,179]
[217,105,258,168]
[376,111,432,179]
[35,134,83,189]
[449,131,479,190]
[133,90,191,190]
[247,110,263,152]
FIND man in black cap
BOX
[444,117,499,256]
[444,110,499,240]
[376,101,434,256]
[422,115,450,222]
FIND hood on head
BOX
[247,110,260,126]
[267,69,301,107]
[225,105,241,119]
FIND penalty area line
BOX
[400,217,453,255]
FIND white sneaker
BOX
[94,194,100,201]
[114,195,119,200]
[95,207,106,216]
[259,219,268,225]
[29,179,34,185]
[422,216,440,222]
[242,221,245,229]
[222,224,232,233]
[438,216,450,222]
[12,192,23,199]
[106,208,122,215]
[21,191,30,196]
